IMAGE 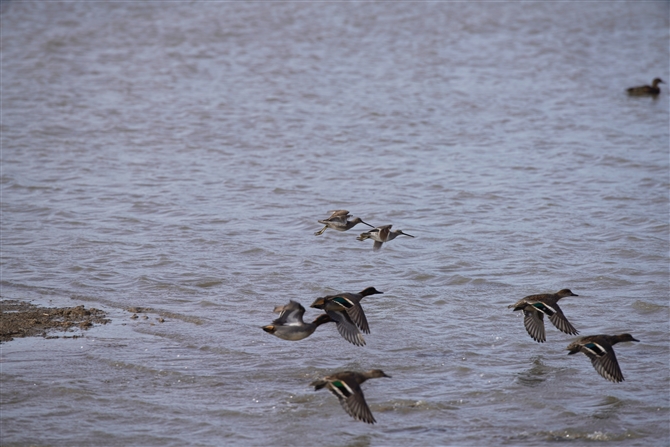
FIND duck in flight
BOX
[310,287,383,335]
[310,369,391,424]
[567,333,639,383]
[508,289,579,343]
[262,300,332,341]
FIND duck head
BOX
[557,289,578,297]
[366,369,391,379]
[615,333,640,343]
[360,287,384,296]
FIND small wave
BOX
[632,299,669,314]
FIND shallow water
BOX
[1,1,669,446]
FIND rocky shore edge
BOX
[0,299,110,343]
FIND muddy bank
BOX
[0,300,110,342]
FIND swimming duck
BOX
[567,334,639,383]
[356,225,414,250]
[508,289,579,343]
[314,210,374,236]
[262,300,332,341]
[311,369,391,424]
[310,287,383,334]
[627,78,664,95]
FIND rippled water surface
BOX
[1,2,669,446]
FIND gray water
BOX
[1,2,669,446]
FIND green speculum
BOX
[332,381,352,397]
[333,297,352,308]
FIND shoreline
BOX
[0,299,110,343]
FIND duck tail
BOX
[310,379,328,390]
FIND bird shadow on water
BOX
[515,356,555,387]
[331,434,371,447]
[588,395,624,420]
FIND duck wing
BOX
[547,304,579,336]
[328,295,370,334]
[328,379,376,424]
[325,310,365,346]
[523,309,546,343]
[576,341,625,383]
[589,348,624,383]
[273,300,306,326]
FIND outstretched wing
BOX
[589,349,624,382]
[339,385,376,424]
[328,379,376,424]
[523,309,546,343]
[272,300,305,326]
[326,210,350,222]
[326,310,365,346]
[548,304,579,336]
[328,296,370,334]
[579,342,625,383]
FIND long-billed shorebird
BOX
[314,210,373,236]
[357,224,414,250]
[508,289,579,343]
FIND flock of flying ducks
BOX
[508,289,639,384]
[261,210,641,424]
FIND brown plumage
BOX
[311,369,391,424]
[310,287,383,335]
[314,210,373,236]
[262,300,332,341]
[567,334,639,383]
[508,289,579,342]
[357,224,414,250]
[627,78,664,95]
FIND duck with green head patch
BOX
[310,287,383,346]
[567,334,639,383]
[310,369,391,424]
[508,289,579,342]
[310,286,383,334]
